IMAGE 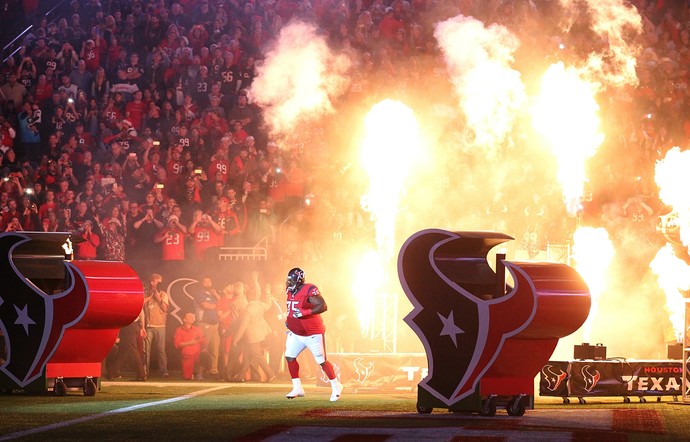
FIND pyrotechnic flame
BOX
[654,147,690,341]
[572,227,614,341]
[531,63,604,215]
[352,250,385,338]
[434,15,526,150]
[251,22,351,135]
[559,0,642,87]
[360,100,421,262]
[650,245,690,342]
[656,147,690,249]
[355,100,421,337]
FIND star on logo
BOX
[14,304,36,335]
[438,310,464,347]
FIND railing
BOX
[218,237,268,261]
[1,0,68,63]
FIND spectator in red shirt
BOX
[174,312,206,380]
[80,39,101,73]
[154,214,188,261]
[188,209,223,260]
[76,220,100,260]
[125,90,148,130]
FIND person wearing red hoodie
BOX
[174,312,206,380]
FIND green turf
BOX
[2,383,690,441]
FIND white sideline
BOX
[0,385,231,441]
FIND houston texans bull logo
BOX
[0,233,89,387]
[582,365,601,392]
[542,365,568,392]
[398,229,539,404]
[354,357,375,384]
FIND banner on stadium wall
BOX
[540,360,686,397]
[318,353,427,391]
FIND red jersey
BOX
[192,224,222,259]
[125,100,147,130]
[166,159,184,181]
[215,209,240,235]
[285,283,325,336]
[83,48,100,73]
[160,229,185,260]
[207,158,230,183]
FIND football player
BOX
[284,268,343,401]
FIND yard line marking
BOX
[0,385,230,441]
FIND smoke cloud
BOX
[254,1,677,360]
[434,15,526,151]
[251,21,352,136]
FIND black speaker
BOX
[574,343,606,360]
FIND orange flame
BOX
[355,100,422,338]
[572,226,614,341]
[650,246,690,342]
[531,63,604,214]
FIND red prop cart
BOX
[0,232,143,396]
[398,230,590,416]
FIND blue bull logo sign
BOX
[398,229,590,414]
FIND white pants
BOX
[285,331,326,364]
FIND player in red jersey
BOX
[284,267,343,401]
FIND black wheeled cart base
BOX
[415,385,534,417]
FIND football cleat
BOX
[330,381,343,402]
[286,387,305,399]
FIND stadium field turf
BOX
[2,380,690,441]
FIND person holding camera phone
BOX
[132,207,164,259]
[4,216,23,232]
[75,219,100,260]
[18,56,36,91]
[154,214,187,261]
[21,196,40,230]
[188,208,223,260]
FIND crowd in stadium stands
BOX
[0,0,688,377]
[0,0,686,262]
[0,0,326,264]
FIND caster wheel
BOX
[623,397,631,403]
[578,397,586,405]
[416,403,432,414]
[506,397,526,416]
[639,397,646,403]
[562,397,570,404]
[479,397,496,417]
[83,378,97,396]
[54,380,67,396]
[657,397,661,403]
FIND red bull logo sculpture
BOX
[0,232,144,395]
[398,230,590,415]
